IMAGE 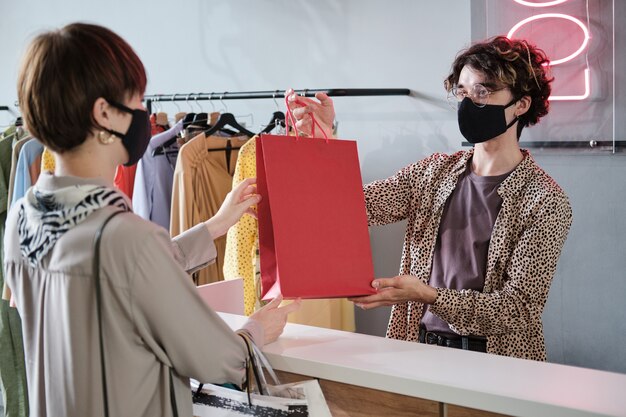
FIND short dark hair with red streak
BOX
[17,23,147,153]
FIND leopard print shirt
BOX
[363,149,572,361]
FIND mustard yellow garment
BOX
[223,138,355,331]
[41,147,55,172]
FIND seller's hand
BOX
[249,295,301,345]
[349,275,438,310]
[204,177,260,239]
[285,88,335,138]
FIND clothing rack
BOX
[463,140,626,149]
[143,88,411,113]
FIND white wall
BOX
[2,0,625,374]
[0,0,465,154]
[0,0,469,343]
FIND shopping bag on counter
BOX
[191,379,329,417]
[256,97,375,299]
[191,333,331,416]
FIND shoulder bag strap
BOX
[93,210,179,417]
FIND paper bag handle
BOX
[284,95,330,143]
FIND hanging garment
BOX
[113,164,137,198]
[114,114,167,198]
[0,131,28,417]
[223,139,261,315]
[223,139,355,331]
[41,147,55,172]
[133,120,183,230]
[6,133,31,212]
[3,133,30,302]
[170,133,248,285]
[1,131,13,214]
[10,138,43,209]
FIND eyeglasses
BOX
[447,83,506,108]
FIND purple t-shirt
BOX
[421,160,511,337]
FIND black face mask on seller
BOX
[102,100,152,166]
[457,97,519,144]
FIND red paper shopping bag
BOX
[256,126,375,300]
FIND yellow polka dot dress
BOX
[41,147,55,172]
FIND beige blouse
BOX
[3,173,263,417]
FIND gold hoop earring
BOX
[98,130,115,144]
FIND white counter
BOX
[219,313,626,417]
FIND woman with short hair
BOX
[4,22,300,417]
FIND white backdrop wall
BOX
[1,0,625,374]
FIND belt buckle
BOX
[425,331,440,345]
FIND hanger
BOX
[151,135,180,156]
[191,112,209,127]
[153,114,193,156]
[203,93,255,138]
[152,110,208,156]
[204,112,254,137]
[260,111,285,134]
[182,112,197,129]
[260,91,285,134]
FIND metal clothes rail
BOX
[462,140,626,149]
[143,88,411,113]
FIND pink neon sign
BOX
[548,68,590,100]
[513,0,570,7]
[506,7,591,101]
[507,13,590,66]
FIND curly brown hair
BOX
[445,36,553,137]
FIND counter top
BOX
[220,313,626,417]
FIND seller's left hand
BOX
[349,275,438,309]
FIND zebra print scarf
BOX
[18,184,131,267]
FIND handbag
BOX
[93,210,178,417]
[256,96,376,300]
[191,332,331,417]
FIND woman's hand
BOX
[285,89,335,138]
[204,177,260,239]
[349,275,438,310]
[249,295,302,345]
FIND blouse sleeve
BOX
[170,222,218,274]
[130,225,263,384]
[363,156,434,226]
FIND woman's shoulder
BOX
[77,208,177,277]
[95,207,171,246]
[3,203,172,273]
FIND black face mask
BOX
[102,100,151,166]
[457,97,519,144]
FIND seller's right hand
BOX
[285,89,335,138]
[249,295,301,345]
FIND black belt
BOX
[418,326,487,352]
